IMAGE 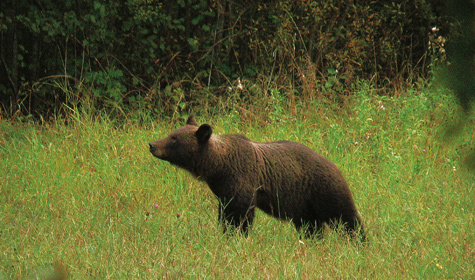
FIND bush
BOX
[0,0,452,119]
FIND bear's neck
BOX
[187,136,228,181]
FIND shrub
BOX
[0,0,452,118]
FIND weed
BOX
[0,87,473,278]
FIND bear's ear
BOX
[186,114,198,126]
[196,124,212,144]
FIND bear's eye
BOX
[170,136,178,144]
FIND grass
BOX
[0,86,474,279]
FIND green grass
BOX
[1,87,474,279]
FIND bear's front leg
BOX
[218,196,255,236]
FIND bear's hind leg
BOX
[346,215,367,243]
[333,215,367,242]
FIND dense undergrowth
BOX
[2,0,456,119]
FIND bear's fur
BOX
[149,115,366,241]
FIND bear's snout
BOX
[149,142,157,155]
[149,140,166,159]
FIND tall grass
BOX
[0,86,474,279]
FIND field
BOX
[1,87,474,279]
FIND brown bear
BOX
[149,115,366,241]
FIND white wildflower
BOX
[237,78,243,90]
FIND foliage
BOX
[0,0,454,119]
[1,88,474,278]
[437,0,475,113]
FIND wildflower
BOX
[354,142,359,146]
[437,36,445,45]
[423,149,426,152]
[431,26,439,32]
[237,78,243,90]
[453,166,456,172]
[154,203,159,208]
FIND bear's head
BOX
[149,115,212,169]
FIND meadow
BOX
[0,86,474,279]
